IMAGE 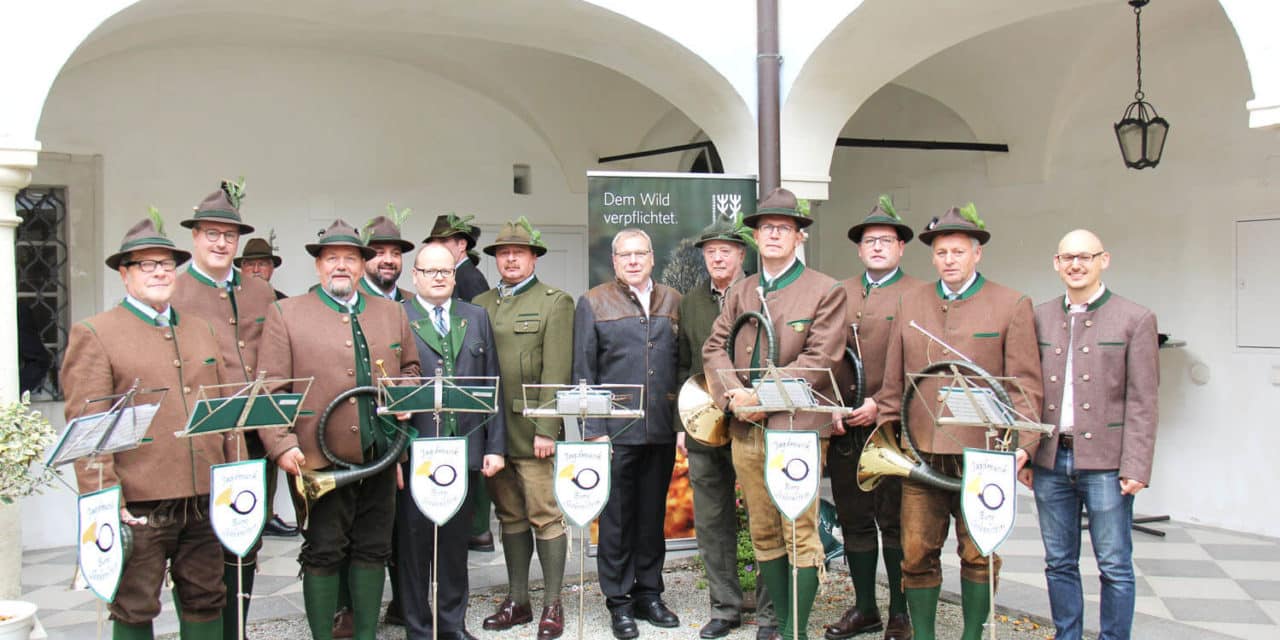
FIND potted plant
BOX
[0,392,58,638]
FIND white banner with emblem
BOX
[961,448,1018,557]
[764,430,821,521]
[411,437,469,525]
[554,442,611,528]
[210,459,267,558]
[78,486,125,603]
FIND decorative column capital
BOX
[0,141,40,230]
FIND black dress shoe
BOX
[634,600,679,628]
[468,530,495,552]
[610,608,639,639]
[700,618,742,638]
[262,515,298,537]
[756,625,779,640]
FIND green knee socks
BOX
[960,579,992,640]
[847,549,880,616]
[112,621,154,640]
[502,530,535,604]
[535,533,568,604]
[302,571,341,640]
[904,586,940,640]
[348,564,387,640]
[757,558,792,635]
[790,566,819,640]
[882,547,907,616]
[221,560,255,640]
[179,617,223,640]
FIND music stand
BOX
[715,364,853,640]
[522,380,645,640]
[176,373,313,640]
[46,380,167,474]
[383,371,499,640]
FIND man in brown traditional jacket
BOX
[171,180,282,638]
[875,205,1043,640]
[827,196,922,640]
[1025,229,1158,640]
[258,220,420,640]
[64,217,238,640]
[703,188,848,640]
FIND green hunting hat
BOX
[694,219,750,248]
[106,211,191,270]
[306,219,376,260]
[234,237,281,268]
[181,178,255,234]
[742,187,813,230]
[362,215,415,253]
[917,203,990,246]
[847,194,913,243]
[484,217,547,257]
[423,213,478,245]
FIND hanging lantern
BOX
[1113,0,1169,170]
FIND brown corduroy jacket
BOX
[257,290,420,469]
[63,304,237,502]
[1033,290,1159,484]
[837,270,926,404]
[171,268,276,384]
[876,274,1044,456]
[704,261,848,437]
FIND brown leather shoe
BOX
[537,601,565,639]
[332,607,354,639]
[483,598,533,630]
[882,612,912,640]
[824,606,884,639]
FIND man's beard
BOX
[326,277,354,299]
[369,269,400,290]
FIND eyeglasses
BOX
[613,250,652,261]
[199,228,240,243]
[758,223,797,235]
[124,259,178,273]
[414,267,455,279]
[1054,251,1105,266]
[860,235,900,248]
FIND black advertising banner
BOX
[586,172,757,293]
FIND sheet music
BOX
[48,403,160,466]
[939,386,1012,425]
[556,389,613,414]
[754,378,817,409]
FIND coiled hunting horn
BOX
[295,385,410,501]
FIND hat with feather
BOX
[917,203,990,246]
[107,207,191,269]
[235,231,282,267]
[847,194,914,243]
[742,187,813,230]
[183,178,254,234]
[361,204,415,253]
[484,217,548,257]
[423,212,479,245]
[306,219,376,260]
[694,212,756,250]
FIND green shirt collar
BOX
[935,272,985,301]
[315,286,366,314]
[121,296,177,326]
[502,274,538,297]
[759,257,804,292]
[187,263,240,288]
[862,268,903,295]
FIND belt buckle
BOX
[1058,434,1074,450]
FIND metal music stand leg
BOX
[1082,509,1169,538]
[432,523,439,640]
[988,560,996,640]
[237,556,245,640]
[791,519,798,640]
[578,525,587,640]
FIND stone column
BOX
[0,141,39,600]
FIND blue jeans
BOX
[1033,446,1135,640]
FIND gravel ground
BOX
[180,560,1061,639]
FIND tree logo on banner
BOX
[961,448,1018,557]
[554,442,611,528]
[764,430,821,521]
[411,437,469,525]
[78,486,125,602]
[210,459,267,558]
[713,194,743,225]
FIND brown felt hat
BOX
[234,237,282,268]
[362,215,415,253]
[306,219,376,260]
[106,217,191,270]
[181,180,255,234]
[917,205,990,246]
[847,195,913,243]
[423,213,478,245]
[484,218,548,257]
[742,187,813,229]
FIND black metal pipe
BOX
[757,0,781,195]
[597,141,715,164]
[836,137,1009,153]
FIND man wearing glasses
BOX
[1024,230,1158,640]
[171,181,282,638]
[573,228,682,639]
[703,187,848,640]
[396,243,506,640]
[827,196,922,640]
[875,205,1043,640]
[63,216,238,640]
[258,221,420,640]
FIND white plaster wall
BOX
[36,45,593,302]
[816,17,1280,535]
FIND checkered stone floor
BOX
[21,493,1280,639]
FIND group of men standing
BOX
[61,180,1157,640]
